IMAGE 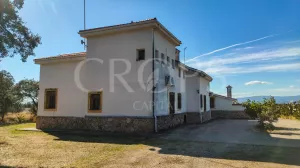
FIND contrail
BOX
[186,33,280,63]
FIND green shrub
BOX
[243,97,281,130]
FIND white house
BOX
[34,18,213,133]
[210,85,248,119]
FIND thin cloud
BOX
[245,81,273,86]
[202,62,300,75]
[269,86,300,96]
[186,33,279,63]
[189,47,300,70]
[50,1,58,15]
[285,40,300,44]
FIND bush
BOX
[243,97,280,130]
[242,100,262,119]
[1,111,34,125]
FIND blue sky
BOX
[1,0,300,97]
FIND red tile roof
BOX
[79,18,157,33]
[34,52,86,61]
[78,18,181,45]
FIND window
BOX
[210,97,215,108]
[167,56,170,66]
[172,59,175,69]
[177,93,182,109]
[204,95,207,111]
[161,53,165,64]
[178,68,181,77]
[155,50,159,61]
[200,94,203,108]
[137,49,145,61]
[88,91,103,112]
[44,88,57,110]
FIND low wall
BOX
[186,112,201,124]
[37,112,213,133]
[36,116,154,133]
[201,111,211,122]
[211,110,250,119]
[157,113,185,131]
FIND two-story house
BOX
[34,18,213,133]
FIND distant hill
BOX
[237,95,300,104]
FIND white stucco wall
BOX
[38,61,87,117]
[37,28,188,118]
[185,72,211,113]
[82,29,154,117]
[185,74,199,112]
[212,96,245,111]
[37,27,213,118]
[38,29,156,117]
[153,31,186,116]
[199,77,210,112]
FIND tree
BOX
[0,0,41,62]
[0,70,15,121]
[15,79,38,114]
[258,97,280,127]
[243,97,281,130]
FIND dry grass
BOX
[0,123,300,167]
[280,115,298,120]
[0,111,35,125]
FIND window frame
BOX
[136,49,145,61]
[88,91,103,113]
[161,53,165,64]
[44,88,58,111]
[172,59,175,69]
[210,97,215,108]
[200,94,203,108]
[177,93,182,110]
[167,56,170,66]
[155,50,159,61]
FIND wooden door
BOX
[204,95,207,112]
[169,92,175,114]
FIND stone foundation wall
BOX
[201,111,211,123]
[37,112,213,133]
[185,112,201,124]
[36,116,154,133]
[211,110,250,119]
[157,113,185,131]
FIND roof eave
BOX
[211,93,237,101]
[34,56,86,65]
[78,20,181,46]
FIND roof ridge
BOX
[79,18,157,33]
[34,52,86,61]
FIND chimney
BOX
[175,48,180,61]
[226,85,232,98]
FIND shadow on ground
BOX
[44,120,300,167]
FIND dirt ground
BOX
[161,119,300,147]
[1,120,300,167]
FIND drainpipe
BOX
[152,28,158,132]
[199,76,203,123]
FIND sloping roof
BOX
[177,61,213,81]
[209,92,237,101]
[79,18,157,33]
[78,18,181,46]
[34,52,86,64]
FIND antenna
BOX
[82,0,86,50]
[184,47,187,64]
[84,0,86,30]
